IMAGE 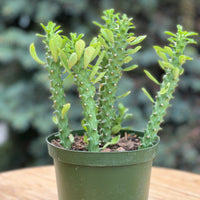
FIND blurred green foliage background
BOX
[0,0,200,173]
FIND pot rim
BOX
[46,129,160,154]
[46,130,159,166]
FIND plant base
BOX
[46,131,159,200]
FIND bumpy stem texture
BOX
[72,59,99,152]
[140,25,197,148]
[43,29,71,148]
[141,69,180,148]
[96,10,139,143]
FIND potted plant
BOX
[30,9,197,200]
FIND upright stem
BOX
[141,25,197,148]
[96,10,137,143]
[72,59,99,152]
[44,41,71,148]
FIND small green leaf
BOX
[29,43,45,65]
[123,56,132,64]
[75,39,85,60]
[123,65,138,72]
[92,71,107,84]
[49,35,63,62]
[98,36,109,48]
[165,31,176,37]
[77,33,84,40]
[84,46,95,69]
[69,134,74,143]
[186,38,197,44]
[159,61,174,69]
[68,53,78,69]
[90,50,106,80]
[124,114,133,120]
[83,135,89,144]
[93,21,104,28]
[180,68,184,75]
[177,24,183,32]
[173,68,180,80]
[126,48,141,55]
[117,91,131,99]
[144,70,160,85]
[126,36,136,43]
[154,46,165,52]
[111,135,121,144]
[90,65,100,80]
[61,103,71,119]
[36,33,45,38]
[40,23,48,32]
[90,37,98,45]
[59,49,70,73]
[52,116,58,124]
[158,60,165,70]
[127,46,142,56]
[164,46,173,57]
[118,103,128,116]
[101,28,114,43]
[91,42,101,60]
[130,35,146,45]
[179,55,192,65]
[81,119,88,132]
[160,83,170,94]
[102,135,120,149]
[142,88,155,103]
[93,50,106,69]
[112,125,121,135]
[185,32,198,37]
[154,46,168,62]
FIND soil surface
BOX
[51,132,141,152]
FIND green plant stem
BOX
[140,26,196,149]
[96,10,134,143]
[44,42,71,148]
[141,69,180,148]
[72,59,99,152]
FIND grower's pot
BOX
[46,130,159,200]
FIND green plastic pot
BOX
[46,130,159,200]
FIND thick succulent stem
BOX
[72,59,99,152]
[30,22,71,148]
[44,42,71,148]
[141,69,180,148]
[140,25,197,148]
[97,49,125,143]
[59,34,101,151]
[95,9,144,143]
[32,22,72,148]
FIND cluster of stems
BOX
[30,9,197,151]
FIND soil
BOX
[51,132,141,152]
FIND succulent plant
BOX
[30,9,197,152]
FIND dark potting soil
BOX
[51,132,141,152]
